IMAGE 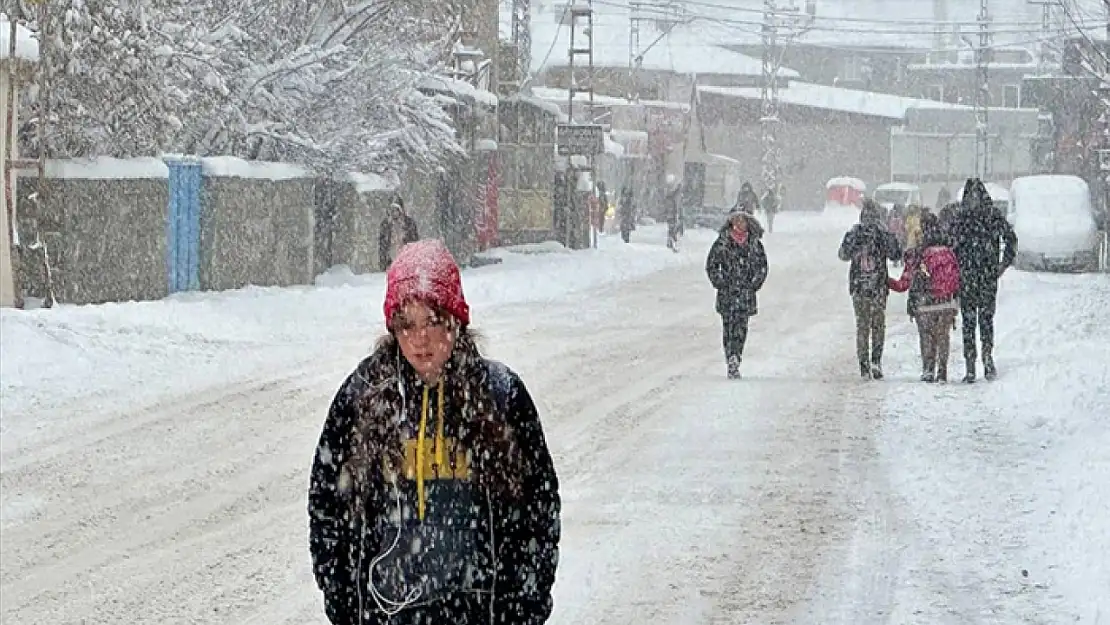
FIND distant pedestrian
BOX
[839,199,903,380]
[706,211,769,379]
[378,195,419,270]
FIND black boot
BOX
[963,359,977,384]
[937,363,948,383]
[727,355,741,380]
[983,352,997,381]
[860,361,871,379]
[871,362,884,380]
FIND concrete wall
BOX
[200,175,315,291]
[16,164,169,305]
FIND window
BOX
[841,56,863,83]
[925,85,944,102]
[1003,84,1021,108]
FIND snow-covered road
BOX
[2,215,1106,624]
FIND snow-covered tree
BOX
[154,0,472,172]
[18,0,479,172]
[18,0,187,157]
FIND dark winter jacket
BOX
[734,183,760,213]
[838,203,902,299]
[618,189,635,228]
[705,215,769,316]
[308,335,560,625]
[949,178,1017,306]
[378,215,420,270]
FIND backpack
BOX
[852,246,885,297]
[920,246,961,301]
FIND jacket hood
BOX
[720,211,765,239]
[960,178,994,214]
[860,199,883,226]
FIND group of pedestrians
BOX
[837,178,1018,383]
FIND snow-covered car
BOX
[1010,174,1101,273]
[824,177,866,212]
[872,182,922,211]
[957,181,1012,223]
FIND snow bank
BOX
[0,14,38,62]
[475,139,498,152]
[348,171,399,193]
[42,157,169,179]
[0,225,709,427]
[201,156,311,181]
[877,272,1110,620]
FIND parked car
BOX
[872,182,922,211]
[1010,174,1101,272]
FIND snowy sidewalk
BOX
[804,271,1110,624]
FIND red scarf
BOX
[730,228,749,246]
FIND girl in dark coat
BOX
[705,212,769,379]
[309,240,561,625]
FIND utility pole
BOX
[760,1,812,198]
[511,0,531,89]
[760,0,780,198]
[1027,0,1060,74]
[566,0,597,248]
[974,0,991,178]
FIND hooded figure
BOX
[838,199,903,380]
[378,195,420,270]
[309,240,561,625]
[705,212,769,379]
[949,178,1018,382]
[665,181,684,251]
[733,182,760,214]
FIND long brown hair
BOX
[351,324,524,501]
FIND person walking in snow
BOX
[760,185,780,234]
[378,195,419,270]
[949,178,1018,382]
[308,239,561,625]
[706,211,769,379]
[889,213,962,383]
[665,181,684,252]
[733,182,760,214]
[618,186,636,243]
[838,199,902,380]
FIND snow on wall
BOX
[698,82,971,121]
[43,157,169,179]
[530,4,798,78]
[0,14,38,62]
[419,75,499,108]
[200,156,311,181]
[348,171,399,194]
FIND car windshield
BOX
[874,189,909,205]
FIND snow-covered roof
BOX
[528,3,798,78]
[0,13,38,62]
[202,157,312,181]
[875,182,920,191]
[698,81,971,120]
[42,157,169,179]
[418,75,498,108]
[827,177,867,191]
[349,171,400,193]
[531,86,690,111]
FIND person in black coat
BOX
[617,186,635,243]
[378,195,420,270]
[705,211,769,379]
[949,178,1018,382]
[309,240,560,625]
[838,199,902,380]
